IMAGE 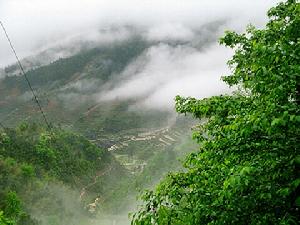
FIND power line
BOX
[0,21,52,130]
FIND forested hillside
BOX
[132,1,300,224]
[0,123,126,224]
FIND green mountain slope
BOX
[0,31,199,224]
[0,123,126,225]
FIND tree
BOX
[132,1,300,224]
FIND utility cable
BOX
[0,21,52,130]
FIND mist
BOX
[97,43,232,110]
[1,0,278,67]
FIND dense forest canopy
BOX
[132,0,300,224]
[0,124,126,224]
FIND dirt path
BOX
[80,165,113,200]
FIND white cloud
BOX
[146,23,195,41]
[0,0,279,67]
[98,43,232,110]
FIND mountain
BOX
[0,24,224,224]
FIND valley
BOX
[0,33,199,225]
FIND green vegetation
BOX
[0,123,112,184]
[0,211,14,225]
[103,136,197,214]
[0,120,193,224]
[132,1,300,224]
[0,123,126,224]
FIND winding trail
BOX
[80,165,113,200]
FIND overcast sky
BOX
[1,0,279,68]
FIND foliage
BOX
[0,123,110,185]
[0,211,14,225]
[132,1,300,224]
[3,192,21,219]
[0,123,125,224]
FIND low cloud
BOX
[0,0,280,111]
[146,23,195,42]
[97,42,232,111]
